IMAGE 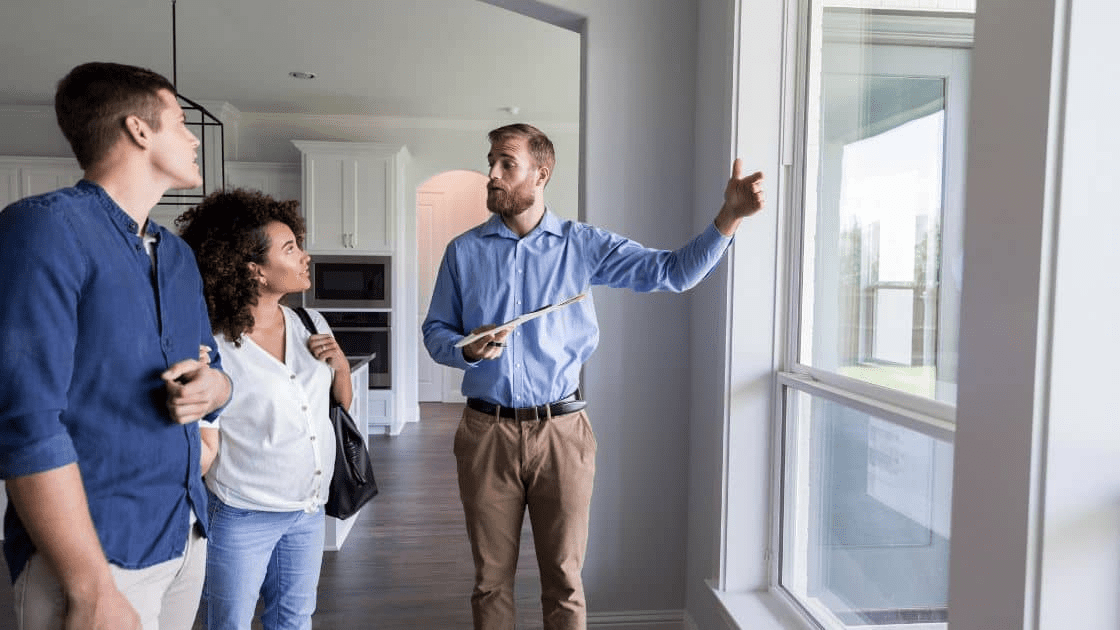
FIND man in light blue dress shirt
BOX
[422,123,764,630]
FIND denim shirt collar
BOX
[76,179,165,243]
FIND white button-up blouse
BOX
[203,306,336,513]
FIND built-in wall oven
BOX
[306,255,390,310]
[301,254,392,390]
[320,311,391,389]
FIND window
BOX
[776,3,973,628]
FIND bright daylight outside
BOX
[776,1,973,628]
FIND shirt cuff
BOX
[458,346,482,370]
[703,220,735,246]
[201,370,233,424]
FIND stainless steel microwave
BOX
[305,254,391,309]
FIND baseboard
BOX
[588,609,684,629]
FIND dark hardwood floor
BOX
[0,403,546,629]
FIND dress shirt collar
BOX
[478,207,564,240]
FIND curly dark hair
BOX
[176,188,305,344]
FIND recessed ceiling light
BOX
[500,106,521,115]
[289,71,316,80]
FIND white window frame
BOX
[766,5,973,630]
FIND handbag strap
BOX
[293,307,319,335]
[294,307,348,411]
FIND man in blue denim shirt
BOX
[423,124,764,630]
[0,62,232,630]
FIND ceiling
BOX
[0,0,580,122]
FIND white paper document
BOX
[454,292,588,348]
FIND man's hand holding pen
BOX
[462,324,512,362]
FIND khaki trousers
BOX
[13,521,207,630]
[454,406,597,630]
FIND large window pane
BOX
[798,8,971,404]
[781,390,953,626]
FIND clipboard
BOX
[454,292,588,348]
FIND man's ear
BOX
[536,165,550,187]
[122,114,149,149]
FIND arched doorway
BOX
[416,170,491,402]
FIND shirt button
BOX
[310,435,316,441]
[315,470,322,475]
[302,405,308,412]
[290,374,296,380]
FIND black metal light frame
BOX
[161,0,225,206]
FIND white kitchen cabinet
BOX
[226,161,301,202]
[146,161,300,233]
[323,361,370,551]
[366,389,398,436]
[0,165,18,210]
[291,141,408,255]
[0,157,83,210]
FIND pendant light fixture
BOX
[161,0,225,205]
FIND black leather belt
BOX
[466,392,586,420]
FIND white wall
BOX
[0,107,72,157]
[949,0,1120,629]
[1038,0,1120,625]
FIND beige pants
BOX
[13,521,207,630]
[454,406,597,630]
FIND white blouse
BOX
[203,306,337,513]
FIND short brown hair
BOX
[55,62,176,170]
[488,123,556,185]
[176,189,306,344]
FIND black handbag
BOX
[294,308,379,519]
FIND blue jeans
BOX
[201,492,325,630]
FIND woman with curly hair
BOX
[176,189,351,630]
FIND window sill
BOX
[708,582,815,630]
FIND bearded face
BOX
[486,174,537,217]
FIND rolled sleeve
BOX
[0,201,83,481]
[0,422,78,478]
